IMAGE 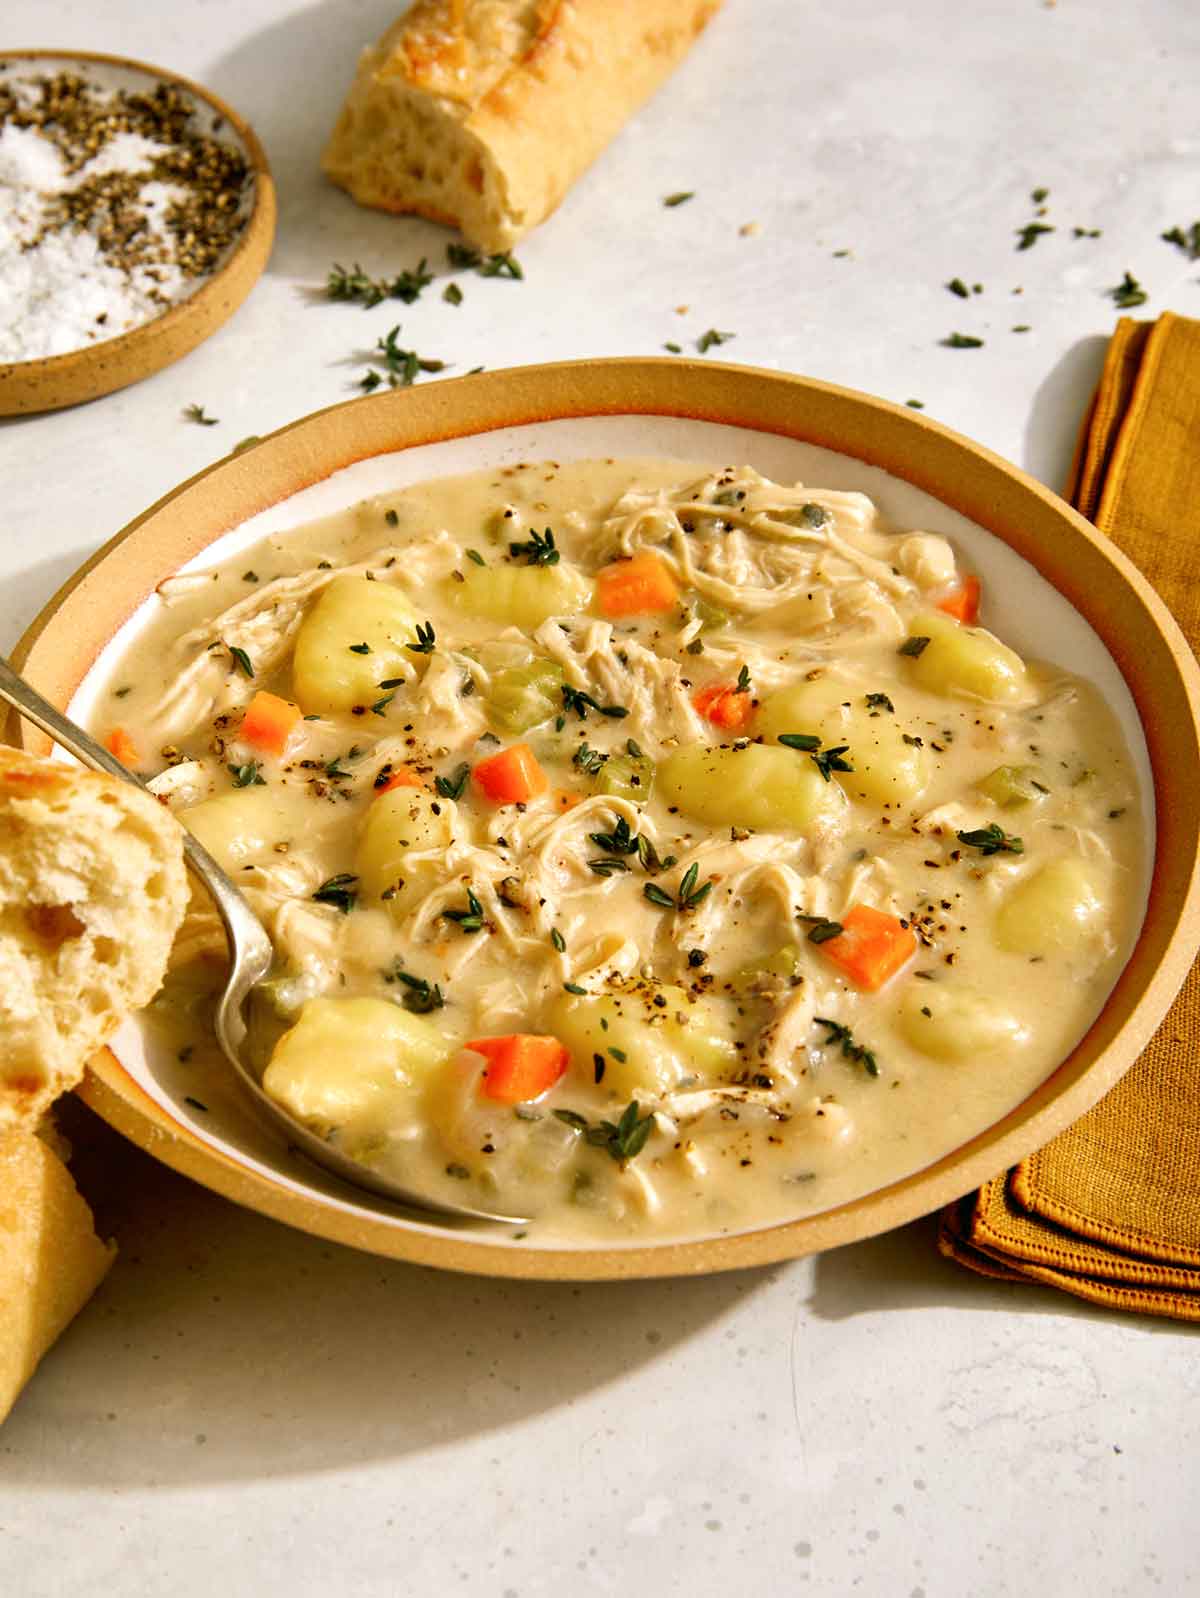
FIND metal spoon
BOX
[0,655,527,1225]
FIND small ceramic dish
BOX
[0,50,275,417]
[12,360,1200,1279]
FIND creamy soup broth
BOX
[94,459,1146,1242]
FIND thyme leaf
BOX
[435,762,471,800]
[406,621,437,655]
[811,744,853,782]
[312,873,358,914]
[814,1016,880,1077]
[509,527,560,565]
[898,635,932,657]
[440,886,485,933]
[588,817,638,855]
[955,823,1024,856]
[555,1101,655,1164]
[1162,222,1200,260]
[1015,222,1055,251]
[226,642,254,677]
[184,403,219,426]
[384,965,446,1013]
[1108,271,1148,309]
[697,328,736,354]
[573,743,608,775]
[777,732,821,752]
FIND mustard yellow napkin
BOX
[939,312,1200,1320]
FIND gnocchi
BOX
[292,575,423,715]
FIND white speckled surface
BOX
[2,1,1198,1592]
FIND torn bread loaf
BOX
[0,1126,115,1424]
[0,745,188,1136]
[322,0,724,251]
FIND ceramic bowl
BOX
[12,360,1200,1278]
[0,50,275,416]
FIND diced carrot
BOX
[105,727,140,767]
[472,742,548,804]
[375,763,425,793]
[595,550,679,617]
[935,574,981,625]
[240,690,302,756]
[820,903,917,991]
[693,682,754,730]
[469,1034,570,1105]
[553,787,583,813]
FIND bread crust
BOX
[322,0,724,250]
[0,1128,115,1424]
[0,746,188,1137]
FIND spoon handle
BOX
[0,654,271,976]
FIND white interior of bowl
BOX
[67,413,1156,1250]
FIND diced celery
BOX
[594,752,656,801]
[693,597,729,630]
[976,764,1048,808]
[731,944,804,993]
[487,659,565,733]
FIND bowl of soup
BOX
[13,360,1200,1278]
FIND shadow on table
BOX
[1020,334,1110,493]
[810,1210,1200,1337]
[206,0,451,285]
[0,545,100,658]
[1,1104,760,1488]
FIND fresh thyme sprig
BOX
[1015,222,1054,251]
[384,964,446,1013]
[312,873,358,914]
[407,621,436,655]
[225,642,254,677]
[554,1100,655,1165]
[956,823,1024,856]
[588,817,639,855]
[361,325,447,390]
[815,1017,880,1077]
[440,886,485,934]
[776,732,854,781]
[573,743,608,775]
[1108,271,1148,309]
[1162,222,1200,260]
[327,259,433,307]
[697,328,735,354]
[446,243,524,278]
[509,527,560,565]
[230,759,265,788]
[643,861,714,914]
[562,683,628,720]
[435,762,471,800]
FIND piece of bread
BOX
[322,0,724,251]
[0,745,189,1137]
[0,1125,115,1424]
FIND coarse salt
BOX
[0,70,251,365]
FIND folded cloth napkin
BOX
[939,311,1200,1320]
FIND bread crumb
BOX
[739,222,762,237]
